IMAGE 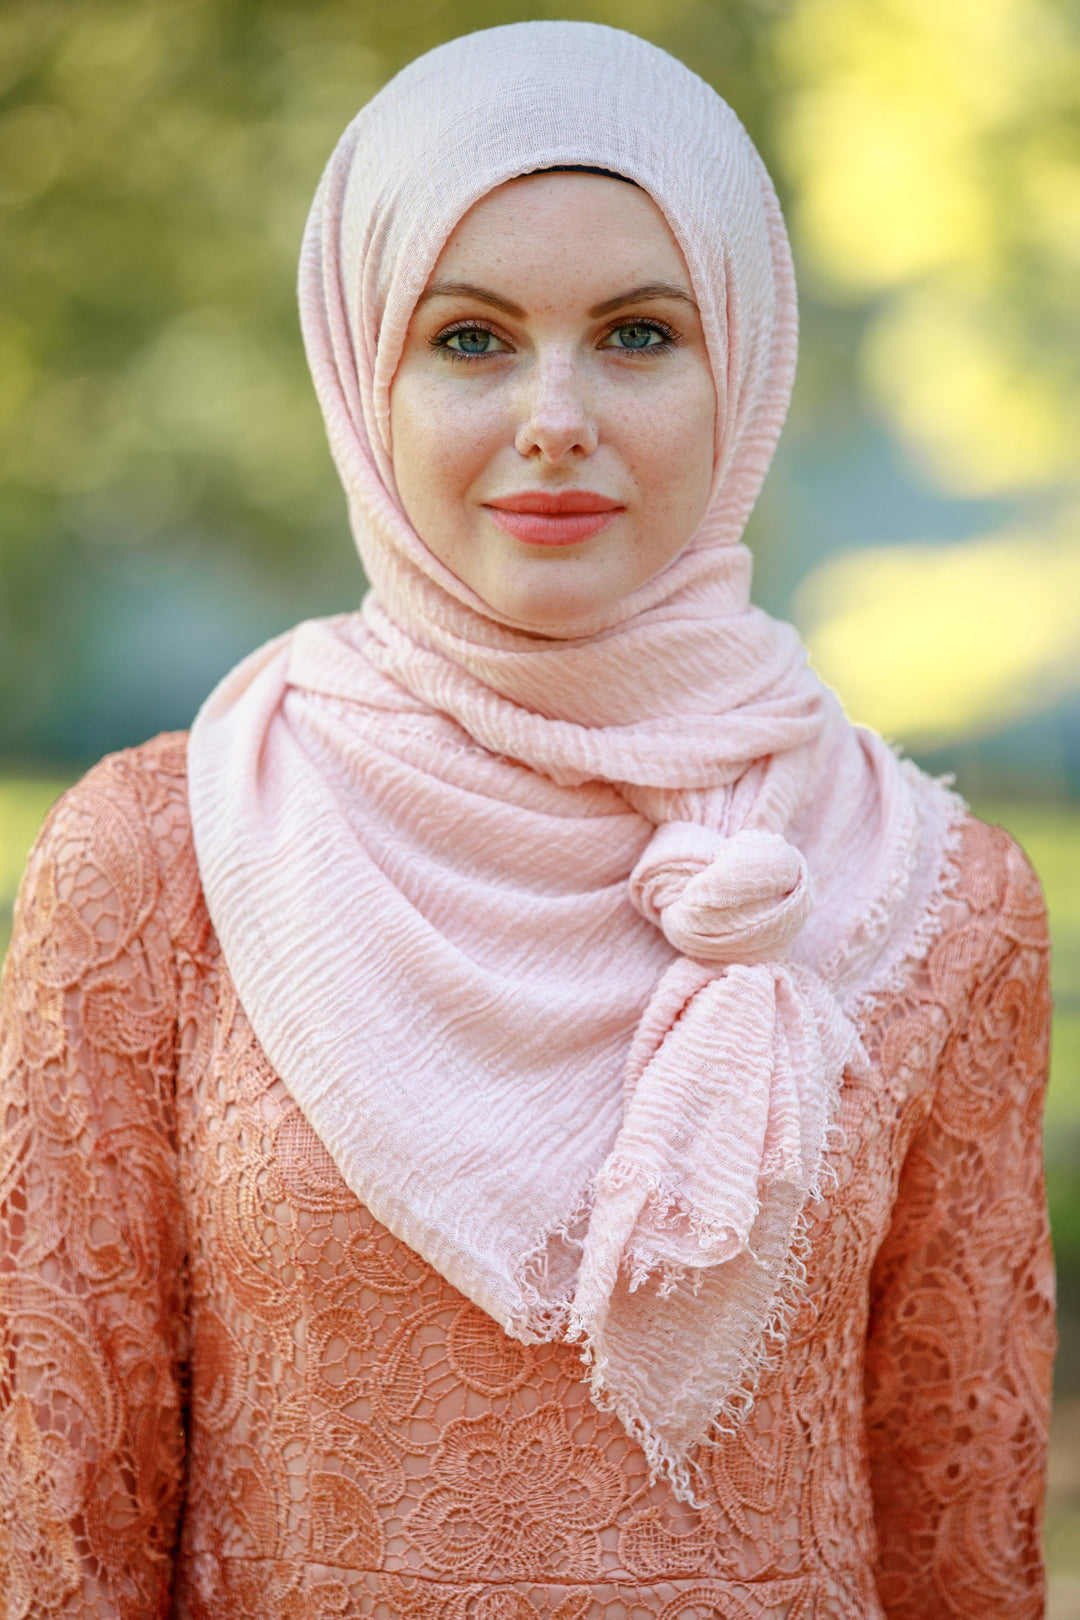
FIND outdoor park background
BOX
[0,0,1077,1605]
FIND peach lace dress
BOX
[0,733,1055,1620]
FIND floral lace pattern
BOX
[0,735,1054,1619]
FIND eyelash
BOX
[429,319,506,364]
[428,316,681,364]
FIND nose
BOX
[514,351,598,463]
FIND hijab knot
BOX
[629,823,814,963]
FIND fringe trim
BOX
[506,1024,846,1506]
[596,1159,749,1267]
[508,1181,596,1341]
[564,1197,820,1508]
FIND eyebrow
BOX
[414,281,526,317]
[414,279,698,319]
[587,282,698,317]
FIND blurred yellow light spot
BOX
[1020,145,1080,267]
[864,291,1076,495]
[774,0,1079,501]
[795,524,1080,745]
[774,0,1044,289]
[779,90,990,290]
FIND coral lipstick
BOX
[483,490,624,545]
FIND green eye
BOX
[441,327,507,355]
[604,322,668,350]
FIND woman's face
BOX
[389,173,716,632]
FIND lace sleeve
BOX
[864,829,1055,1619]
[0,752,188,1618]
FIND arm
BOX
[0,755,188,1618]
[864,831,1055,1619]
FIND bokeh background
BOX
[1,0,1078,1603]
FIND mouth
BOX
[482,490,625,546]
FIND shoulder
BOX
[55,730,191,826]
[939,811,1049,976]
[923,811,1051,1095]
[32,730,193,896]
[12,732,199,976]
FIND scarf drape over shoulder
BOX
[188,21,963,1497]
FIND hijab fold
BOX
[188,22,964,1497]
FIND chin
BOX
[465,544,650,634]
[478,573,618,636]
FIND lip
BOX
[482,489,625,546]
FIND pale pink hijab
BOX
[188,22,963,1496]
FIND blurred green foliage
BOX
[0,0,780,756]
[3,0,1076,765]
[0,0,385,732]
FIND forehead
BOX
[428,173,692,298]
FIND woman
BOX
[0,22,1054,1619]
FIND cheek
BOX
[624,370,716,519]
[390,371,503,518]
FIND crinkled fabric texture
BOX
[0,737,1055,1616]
[187,22,966,1486]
